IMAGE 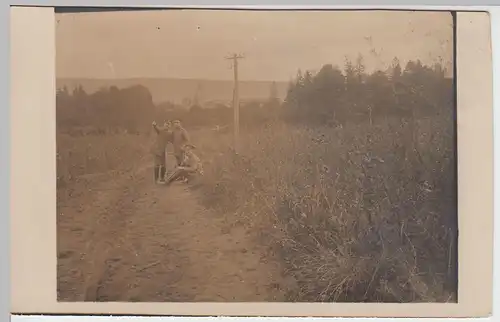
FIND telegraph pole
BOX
[226,53,244,153]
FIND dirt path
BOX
[57,157,285,302]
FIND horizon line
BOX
[55,74,454,82]
[56,76,292,83]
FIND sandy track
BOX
[57,157,285,302]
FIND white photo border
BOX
[6,3,498,322]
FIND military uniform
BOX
[151,123,172,183]
[180,150,203,175]
[165,147,203,185]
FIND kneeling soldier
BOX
[165,144,203,185]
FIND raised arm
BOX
[152,122,160,134]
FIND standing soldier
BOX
[171,120,190,166]
[151,120,172,184]
[163,120,173,164]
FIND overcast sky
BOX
[56,10,453,81]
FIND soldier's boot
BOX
[153,165,160,183]
[162,166,167,180]
[158,166,166,184]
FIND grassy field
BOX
[193,114,456,302]
[57,109,456,302]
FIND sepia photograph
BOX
[54,9,458,303]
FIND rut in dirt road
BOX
[57,160,285,302]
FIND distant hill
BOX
[56,78,289,105]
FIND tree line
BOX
[56,84,280,135]
[283,56,453,126]
[56,55,453,135]
[57,84,157,134]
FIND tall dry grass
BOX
[55,110,456,302]
[57,133,150,180]
[56,132,151,202]
[195,114,456,303]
